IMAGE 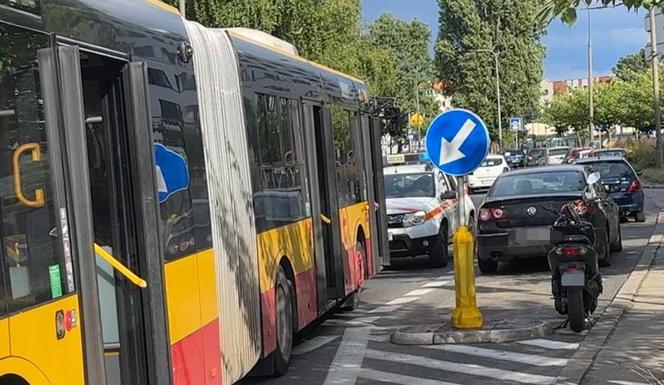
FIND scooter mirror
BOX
[586,171,601,186]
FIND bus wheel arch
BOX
[0,375,30,385]
[270,257,298,376]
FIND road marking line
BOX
[422,280,452,288]
[385,296,419,305]
[359,368,462,385]
[424,344,569,367]
[368,305,401,314]
[365,349,560,384]
[367,334,391,343]
[323,327,371,385]
[518,339,580,351]
[404,288,436,297]
[293,335,340,356]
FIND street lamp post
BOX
[469,49,502,150]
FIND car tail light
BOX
[628,178,641,193]
[572,200,593,215]
[479,207,507,222]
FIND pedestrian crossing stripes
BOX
[359,368,461,385]
[422,344,569,367]
[518,338,580,350]
[364,348,561,384]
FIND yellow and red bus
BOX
[0,1,390,384]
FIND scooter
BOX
[548,203,603,332]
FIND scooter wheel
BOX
[568,288,585,332]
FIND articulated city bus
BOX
[0,1,389,384]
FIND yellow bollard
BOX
[451,225,483,329]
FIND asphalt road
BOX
[242,189,663,385]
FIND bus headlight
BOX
[403,211,426,227]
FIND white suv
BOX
[384,161,475,267]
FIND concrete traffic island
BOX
[391,318,553,345]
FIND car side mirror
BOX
[441,191,457,200]
[636,170,643,176]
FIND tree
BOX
[367,13,439,134]
[435,0,546,142]
[538,0,662,24]
[613,49,649,81]
[543,88,589,136]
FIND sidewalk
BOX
[579,190,664,384]
[581,244,664,384]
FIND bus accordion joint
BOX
[93,243,148,288]
[12,142,45,208]
[320,214,332,224]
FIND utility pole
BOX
[179,0,186,18]
[588,8,595,148]
[650,6,664,168]
[415,81,421,150]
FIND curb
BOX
[557,211,664,385]
[645,184,664,190]
[391,319,553,345]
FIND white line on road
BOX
[518,339,580,351]
[365,349,560,385]
[422,280,452,288]
[424,344,569,367]
[404,288,436,297]
[359,368,461,385]
[323,327,371,385]
[385,296,418,305]
[293,335,340,356]
[368,304,401,314]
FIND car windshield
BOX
[549,148,569,156]
[385,172,435,198]
[586,161,634,180]
[491,171,585,197]
[481,157,503,167]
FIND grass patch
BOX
[642,168,664,185]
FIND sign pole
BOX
[424,109,488,330]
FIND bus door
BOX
[302,103,344,311]
[367,116,390,267]
[37,44,169,385]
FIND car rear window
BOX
[528,149,544,157]
[384,173,436,198]
[491,171,585,197]
[585,161,634,179]
[481,158,503,167]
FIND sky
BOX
[361,0,649,81]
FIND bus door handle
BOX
[320,214,332,225]
[94,243,147,288]
[12,143,45,208]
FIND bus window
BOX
[0,24,72,313]
[252,94,309,231]
[331,105,362,207]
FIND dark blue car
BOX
[574,156,645,222]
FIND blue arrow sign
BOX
[424,109,490,176]
[154,143,190,203]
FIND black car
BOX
[525,147,549,167]
[574,156,645,222]
[503,149,526,168]
[476,165,622,273]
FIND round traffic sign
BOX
[424,109,490,176]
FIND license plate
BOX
[388,232,394,241]
[561,271,585,287]
[515,228,550,243]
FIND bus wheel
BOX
[273,267,295,376]
[342,240,366,311]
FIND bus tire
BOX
[272,267,295,376]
